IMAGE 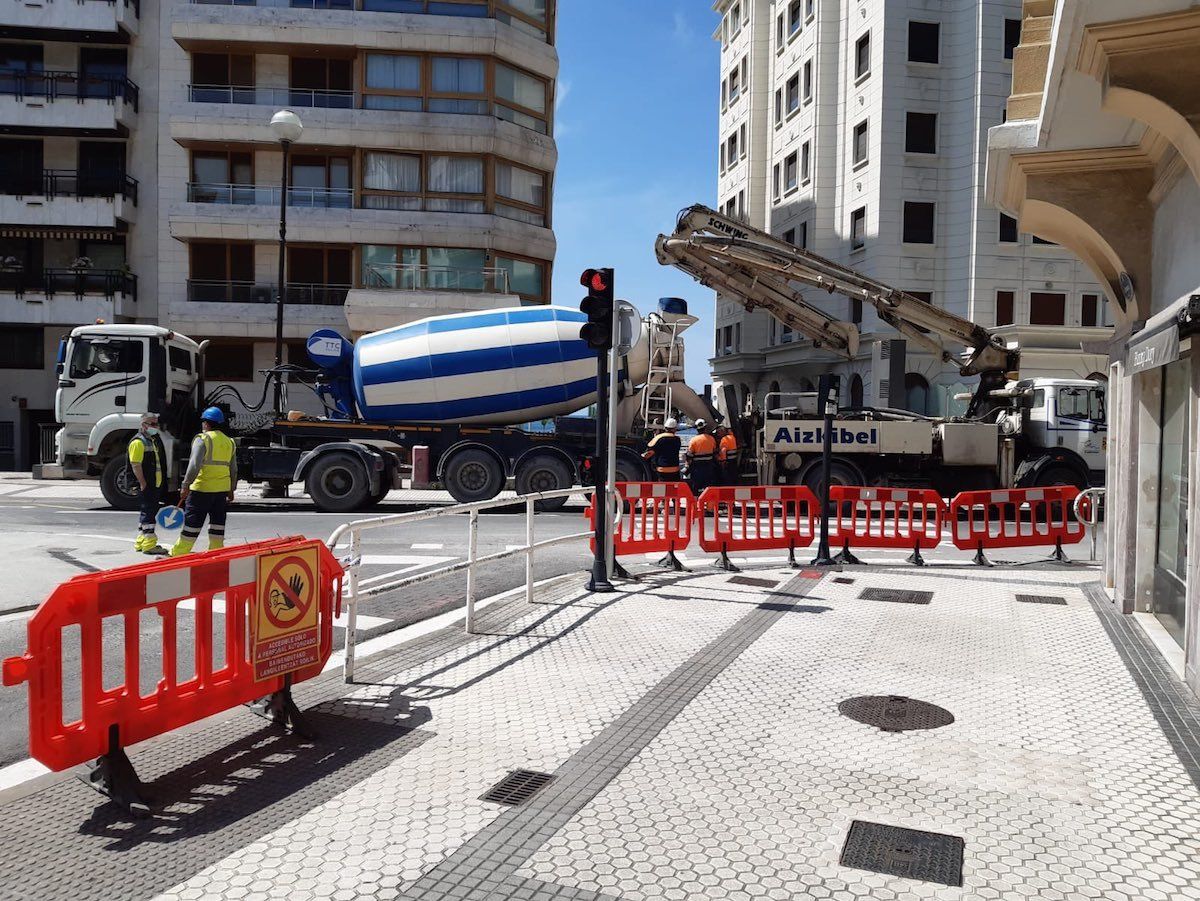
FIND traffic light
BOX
[579,267,615,351]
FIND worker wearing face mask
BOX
[128,412,167,554]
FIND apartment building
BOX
[711,0,1110,417]
[0,0,556,469]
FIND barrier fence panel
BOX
[947,486,1084,565]
[588,482,694,570]
[829,486,946,566]
[1,536,343,815]
[694,486,820,571]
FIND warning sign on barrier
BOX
[254,543,321,681]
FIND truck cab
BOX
[48,325,201,505]
[1017,377,1107,485]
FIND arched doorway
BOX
[905,373,930,415]
[850,374,864,409]
[1087,371,1108,383]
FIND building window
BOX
[774,88,782,125]
[773,164,781,201]
[1004,18,1022,60]
[855,33,871,81]
[784,151,798,192]
[726,132,739,168]
[805,0,814,21]
[902,201,936,244]
[730,2,741,36]
[905,373,931,415]
[788,0,801,36]
[495,62,549,133]
[905,112,937,154]
[850,206,866,249]
[783,228,795,245]
[719,141,726,172]
[1032,234,1057,246]
[1081,293,1100,327]
[996,290,1015,326]
[496,255,546,301]
[494,160,547,226]
[739,123,747,158]
[0,326,43,369]
[737,189,746,219]
[801,140,811,183]
[908,21,940,64]
[1029,291,1066,326]
[999,213,1019,243]
[803,60,813,103]
[776,14,784,50]
[728,66,740,104]
[908,291,933,306]
[852,120,869,166]
[721,80,727,110]
[798,220,808,249]
[850,373,864,408]
[786,73,800,114]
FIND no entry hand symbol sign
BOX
[253,544,321,681]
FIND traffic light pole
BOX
[587,346,615,592]
[811,374,838,567]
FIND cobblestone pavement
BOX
[1,561,1198,901]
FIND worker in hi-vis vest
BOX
[642,417,683,481]
[170,406,237,556]
[128,412,167,555]
[685,419,719,495]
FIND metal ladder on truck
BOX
[639,313,686,429]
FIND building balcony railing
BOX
[186,182,352,208]
[0,267,136,300]
[361,264,510,293]
[0,70,139,111]
[0,170,138,204]
[186,279,350,305]
[187,84,354,109]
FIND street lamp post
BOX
[269,109,303,415]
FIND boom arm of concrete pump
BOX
[655,205,1018,382]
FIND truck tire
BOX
[801,459,861,511]
[444,448,505,504]
[1035,465,1085,490]
[100,454,141,511]
[516,456,572,511]
[359,478,392,511]
[306,452,370,513]
[614,456,647,484]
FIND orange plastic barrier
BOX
[694,486,820,570]
[2,536,343,813]
[947,486,1084,565]
[829,486,945,565]
[587,482,694,570]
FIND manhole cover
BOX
[834,577,855,585]
[480,770,554,806]
[840,820,964,886]
[729,576,780,588]
[838,696,954,732]
[1016,594,1067,606]
[859,587,932,605]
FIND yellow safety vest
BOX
[190,430,235,493]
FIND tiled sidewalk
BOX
[0,563,1197,901]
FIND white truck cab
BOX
[47,324,201,505]
[1016,377,1107,480]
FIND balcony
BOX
[0,266,136,323]
[186,182,351,208]
[186,84,354,109]
[361,263,510,293]
[0,70,139,133]
[186,279,350,306]
[0,0,140,38]
[0,170,137,227]
[346,264,522,333]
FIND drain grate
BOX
[1016,594,1067,606]
[840,820,964,886]
[833,577,855,585]
[729,576,780,589]
[838,696,954,732]
[859,587,932,605]
[480,770,554,806]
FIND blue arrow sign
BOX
[157,506,185,531]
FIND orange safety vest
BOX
[719,433,739,463]
[687,433,718,463]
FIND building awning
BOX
[0,227,121,240]
[1126,294,1200,375]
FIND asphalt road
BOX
[0,484,596,767]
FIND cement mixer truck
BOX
[40,300,714,512]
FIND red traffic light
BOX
[580,267,612,297]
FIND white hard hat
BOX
[695,418,707,428]
[664,418,678,430]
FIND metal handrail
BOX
[0,69,139,110]
[361,263,511,294]
[327,487,595,682]
[186,182,353,208]
[0,169,138,203]
[185,278,348,305]
[1073,487,1105,562]
[0,267,136,300]
[186,84,356,108]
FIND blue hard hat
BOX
[201,406,225,424]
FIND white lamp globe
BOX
[269,109,303,143]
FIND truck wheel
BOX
[307,452,370,513]
[100,454,141,511]
[802,460,861,511]
[359,477,392,511]
[444,448,504,504]
[1035,465,1085,490]
[614,457,647,485]
[516,456,572,511]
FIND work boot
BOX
[207,538,225,551]
[143,545,169,556]
[169,537,196,557]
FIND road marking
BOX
[412,543,444,550]
[332,610,391,630]
[358,556,457,589]
[0,758,51,793]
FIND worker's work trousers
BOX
[722,461,740,486]
[655,468,682,482]
[688,462,715,496]
[135,483,161,552]
[170,490,228,556]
